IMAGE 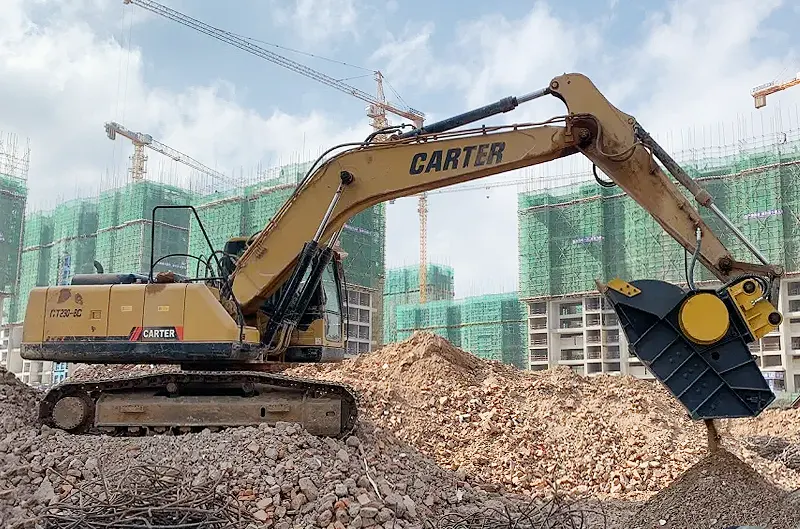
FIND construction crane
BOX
[104,121,234,189]
[751,71,800,109]
[121,0,431,302]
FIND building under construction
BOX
[382,264,527,369]
[0,132,29,322]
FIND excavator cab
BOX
[282,254,347,362]
[219,233,347,362]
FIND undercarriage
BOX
[39,370,359,438]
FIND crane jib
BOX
[409,142,506,175]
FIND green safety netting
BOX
[518,137,800,298]
[382,264,455,344]
[0,174,26,295]
[394,291,527,369]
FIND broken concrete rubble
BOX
[2,332,799,528]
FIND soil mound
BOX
[288,333,800,499]
[631,448,800,529]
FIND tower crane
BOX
[121,0,431,303]
[751,71,800,109]
[104,121,235,190]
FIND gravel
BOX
[1,332,799,528]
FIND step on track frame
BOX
[38,371,359,439]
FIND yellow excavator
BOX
[19,73,785,439]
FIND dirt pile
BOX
[0,367,618,528]
[629,448,800,529]
[288,333,800,499]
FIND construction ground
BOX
[0,332,799,528]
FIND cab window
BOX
[321,262,342,342]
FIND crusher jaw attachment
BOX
[597,276,783,422]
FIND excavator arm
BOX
[231,72,785,422]
[232,73,781,312]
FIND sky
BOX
[2,0,800,297]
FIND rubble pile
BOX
[0,367,40,435]
[721,408,800,440]
[289,333,800,498]
[0,413,611,528]
[630,448,800,528]
[1,334,799,528]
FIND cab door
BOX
[321,258,345,346]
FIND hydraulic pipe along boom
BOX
[396,88,550,139]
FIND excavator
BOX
[19,73,785,443]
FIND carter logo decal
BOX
[142,328,175,339]
[409,142,506,175]
[129,326,183,341]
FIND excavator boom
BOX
[232,73,781,315]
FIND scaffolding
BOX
[0,132,29,300]
[187,161,387,291]
[518,130,800,299]
[6,159,387,323]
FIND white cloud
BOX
[452,3,602,108]
[370,22,467,95]
[0,0,369,210]
[268,0,360,47]
[623,0,796,137]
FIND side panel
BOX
[143,283,186,329]
[22,288,47,344]
[43,285,110,339]
[183,283,241,342]
[108,285,145,338]
[293,319,326,347]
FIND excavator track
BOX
[38,370,359,439]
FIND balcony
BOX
[559,303,583,316]
[529,302,547,315]
[602,314,618,327]
[560,351,585,362]
[530,320,547,330]
[585,297,601,311]
[530,336,548,346]
[529,351,548,363]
